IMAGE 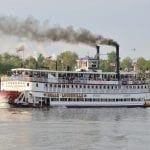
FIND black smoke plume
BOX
[0,15,119,47]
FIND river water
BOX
[0,102,150,150]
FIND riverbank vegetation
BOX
[0,51,149,76]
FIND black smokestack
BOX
[96,45,100,69]
[116,44,120,80]
[96,45,100,60]
[0,15,119,47]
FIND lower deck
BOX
[14,93,147,107]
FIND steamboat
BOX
[0,45,150,107]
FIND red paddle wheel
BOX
[0,91,21,104]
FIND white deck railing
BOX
[1,75,148,85]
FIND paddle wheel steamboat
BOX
[0,45,150,107]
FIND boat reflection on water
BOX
[0,95,10,108]
[0,98,32,122]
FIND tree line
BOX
[0,51,149,75]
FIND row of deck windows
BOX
[47,84,148,90]
[51,98,144,102]
[4,81,25,85]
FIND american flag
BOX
[16,44,25,52]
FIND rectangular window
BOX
[36,83,38,87]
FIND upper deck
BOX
[1,68,148,85]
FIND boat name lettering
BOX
[44,93,86,98]
[44,93,59,97]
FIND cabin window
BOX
[68,98,72,101]
[61,98,67,101]
[72,98,76,101]
[93,99,97,101]
[52,73,56,77]
[36,83,38,87]
[51,98,58,101]
[93,98,100,102]
[101,99,107,102]
[58,84,61,88]
[127,98,130,101]
[77,98,84,101]
[110,99,114,102]
[27,83,29,86]
[85,98,91,102]
[138,98,142,101]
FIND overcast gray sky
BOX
[0,0,149,60]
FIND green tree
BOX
[145,60,150,71]
[107,51,116,72]
[121,57,132,71]
[136,57,147,73]
[100,59,109,72]
[0,53,21,74]
[57,51,78,71]
[99,51,117,72]
[36,53,44,69]
[43,57,56,70]
[24,56,37,69]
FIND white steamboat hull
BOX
[10,90,148,107]
[50,101,145,108]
